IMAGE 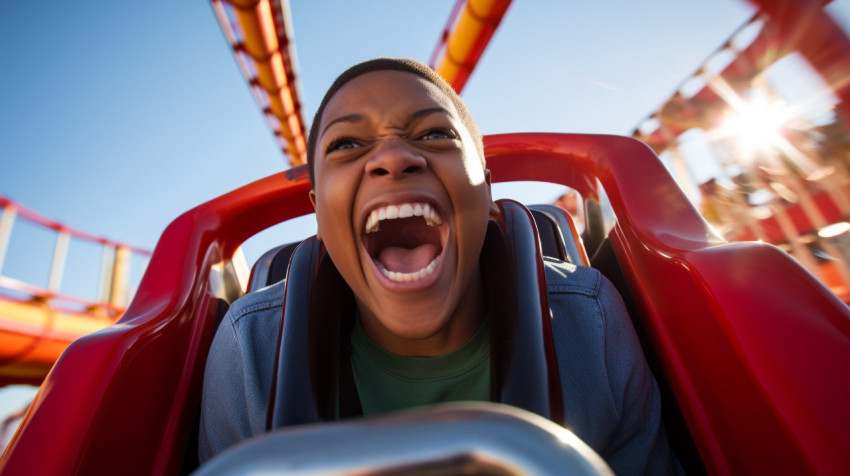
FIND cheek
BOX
[315,168,355,220]
[462,157,486,187]
[314,169,361,258]
[455,176,494,237]
[444,168,493,214]
[448,180,492,254]
[316,186,345,220]
[458,137,486,186]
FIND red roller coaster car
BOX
[1,133,848,475]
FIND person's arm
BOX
[198,282,285,463]
[545,258,682,475]
[595,276,683,475]
[198,312,253,462]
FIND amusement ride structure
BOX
[0,197,150,387]
[1,0,849,474]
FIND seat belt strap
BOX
[338,317,364,418]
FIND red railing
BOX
[0,196,151,314]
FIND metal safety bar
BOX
[196,403,613,476]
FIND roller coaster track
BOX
[0,196,151,386]
[211,0,307,165]
[6,0,848,389]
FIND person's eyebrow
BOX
[320,107,452,137]
[410,107,450,120]
[321,114,364,137]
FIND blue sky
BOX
[0,0,772,416]
[1,1,759,263]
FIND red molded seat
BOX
[2,133,848,475]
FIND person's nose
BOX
[365,139,426,179]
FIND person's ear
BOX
[485,169,500,216]
[309,189,323,240]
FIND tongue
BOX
[377,244,440,274]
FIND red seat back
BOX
[3,133,848,475]
[485,133,850,475]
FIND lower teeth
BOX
[379,257,439,283]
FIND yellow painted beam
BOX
[435,0,513,93]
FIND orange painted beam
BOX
[0,295,116,386]
[0,197,146,386]
[432,0,513,93]
[212,0,307,164]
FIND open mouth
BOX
[362,202,447,283]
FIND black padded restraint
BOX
[336,311,363,419]
[268,237,355,428]
[268,200,562,429]
[488,200,562,421]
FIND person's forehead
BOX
[320,70,458,125]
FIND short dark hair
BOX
[306,57,484,187]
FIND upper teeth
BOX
[365,202,443,233]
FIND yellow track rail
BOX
[212,0,307,165]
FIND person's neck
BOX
[357,270,487,358]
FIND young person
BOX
[199,58,682,475]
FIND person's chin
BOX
[379,308,451,342]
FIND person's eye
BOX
[418,128,456,141]
[326,138,360,153]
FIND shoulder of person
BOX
[224,279,286,326]
[542,256,603,298]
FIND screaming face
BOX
[363,201,444,283]
[309,70,498,357]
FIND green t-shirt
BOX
[350,318,491,416]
